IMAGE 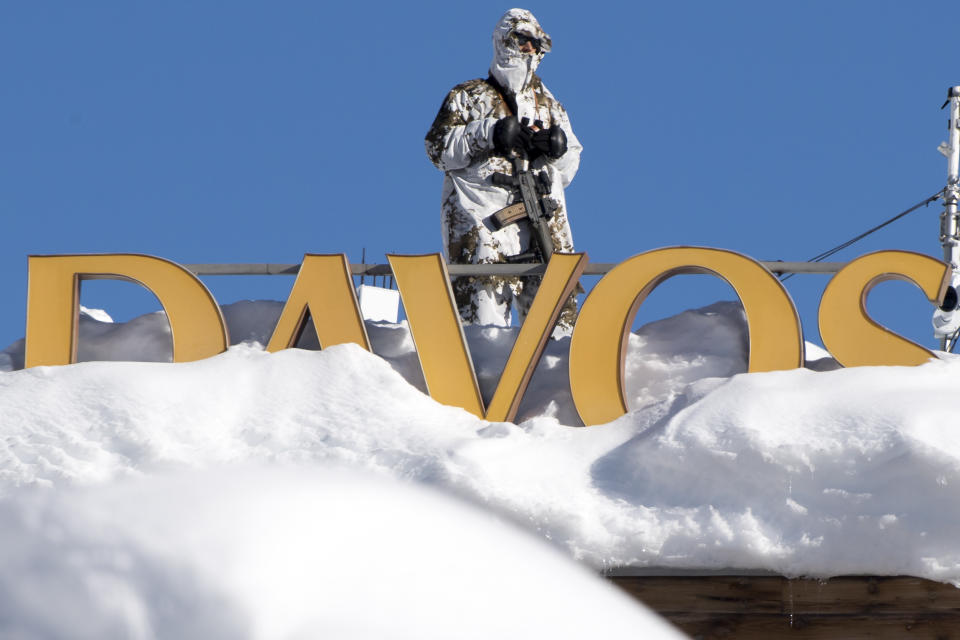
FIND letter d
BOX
[25,254,228,367]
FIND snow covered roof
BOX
[1,298,959,634]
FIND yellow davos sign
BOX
[24,248,950,426]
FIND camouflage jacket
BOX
[424,74,582,264]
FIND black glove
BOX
[530,124,567,160]
[492,117,532,156]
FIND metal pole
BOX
[939,87,960,268]
[360,248,367,286]
[182,261,846,277]
[934,86,960,348]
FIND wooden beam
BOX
[608,575,960,639]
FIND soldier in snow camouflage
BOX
[425,8,583,333]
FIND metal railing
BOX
[182,261,846,277]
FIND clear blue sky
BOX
[3,1,958,352]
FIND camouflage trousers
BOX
[450,272,579,334]
[444,200,579,333]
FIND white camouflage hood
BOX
[489,8,552,94]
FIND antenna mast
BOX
[939,87,960,268]
[933,86,960,349]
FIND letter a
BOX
[266,254,371,352]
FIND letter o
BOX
[569,247,804,426]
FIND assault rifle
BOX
[489,120,557,263]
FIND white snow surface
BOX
[2,298,960,634]
[0,466,681,639]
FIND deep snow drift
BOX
[2,297,960,634]
[0,466,682,639]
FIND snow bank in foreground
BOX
[1,297,959,630]
[0,466,681,639]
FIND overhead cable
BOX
[781,191,943,281]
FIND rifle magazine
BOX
[491,202,528,229]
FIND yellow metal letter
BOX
[569,247,804,426]
[26,254,228,367]
[388,254,485,417]
[389,253,587,420]
[818,250,949,367]
[485,252,588,422]
[266,254,371,352]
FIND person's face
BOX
[513,32,540,55]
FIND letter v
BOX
[388,253,587,421]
